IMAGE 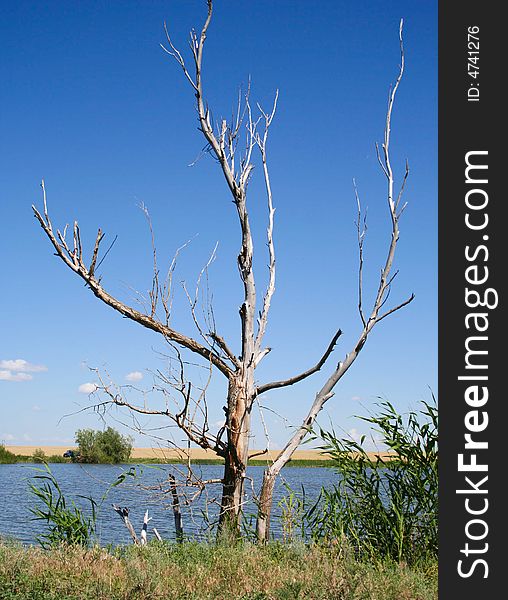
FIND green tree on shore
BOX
[75,427,132,463]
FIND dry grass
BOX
[0,540,437,600]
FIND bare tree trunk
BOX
[256,470,277,542]
[168,474,184,543]
[112,505,139,545]
[218,373,253,533]
[219,452,246,532]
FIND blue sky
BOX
[0,0,437,450]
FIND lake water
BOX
[0,463,338,546]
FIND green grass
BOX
[126,457,335,468]
[0,453,335,468]
[0,540,437,600]
[0,449,69,465]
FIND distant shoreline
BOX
[4,445,394,464]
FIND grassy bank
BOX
[0,445,334,467]
[0,454,334,468]
[0,540,437,600]
[125,457,336,467]
[2,445,395,468]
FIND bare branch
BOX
[161,237,193,325]
[95,234,118,272]
[207,332,240,368]
[353,178,367,327]
[253,395,271,458]
[96,379,225,455]
[32,198,233,379]
[160,22,198,91]
[369,19,408,324]
[375,142,389,179]
[40,179,50,225]
[249,449,268,460]
[139,202,159,318]
[254,91,278,358]
[376,293,415,323]
[88,228,105,279]
[396,159,410,215]
[253,347,271,368]
[256,329,342,396]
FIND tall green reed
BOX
[305,396,438,564]
[28,464,98,548]
[28,463,141,548]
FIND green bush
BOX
[0,444,17,464]
[75,426,133,463]
[306,397,438,564]
[32,448,47,463]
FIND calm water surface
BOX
[0,463,338,546]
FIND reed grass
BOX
[306,397,438,565]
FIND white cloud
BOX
[0,370,33,382]
[0,359,47,373]
[351,395,362,402]
[348,428,363,443]
[0,359,47,383]
[2,433,15,441]
[78,382,97,394]
[125,371,143,382]
[347,427,386,452]
[32,405,42,412]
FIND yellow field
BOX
[5,445,394,462]
[6,445,329,460]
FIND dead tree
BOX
[112,505,139,545]
[33,1,413,537]
[168,474,184,543]
[112,505,160,545]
